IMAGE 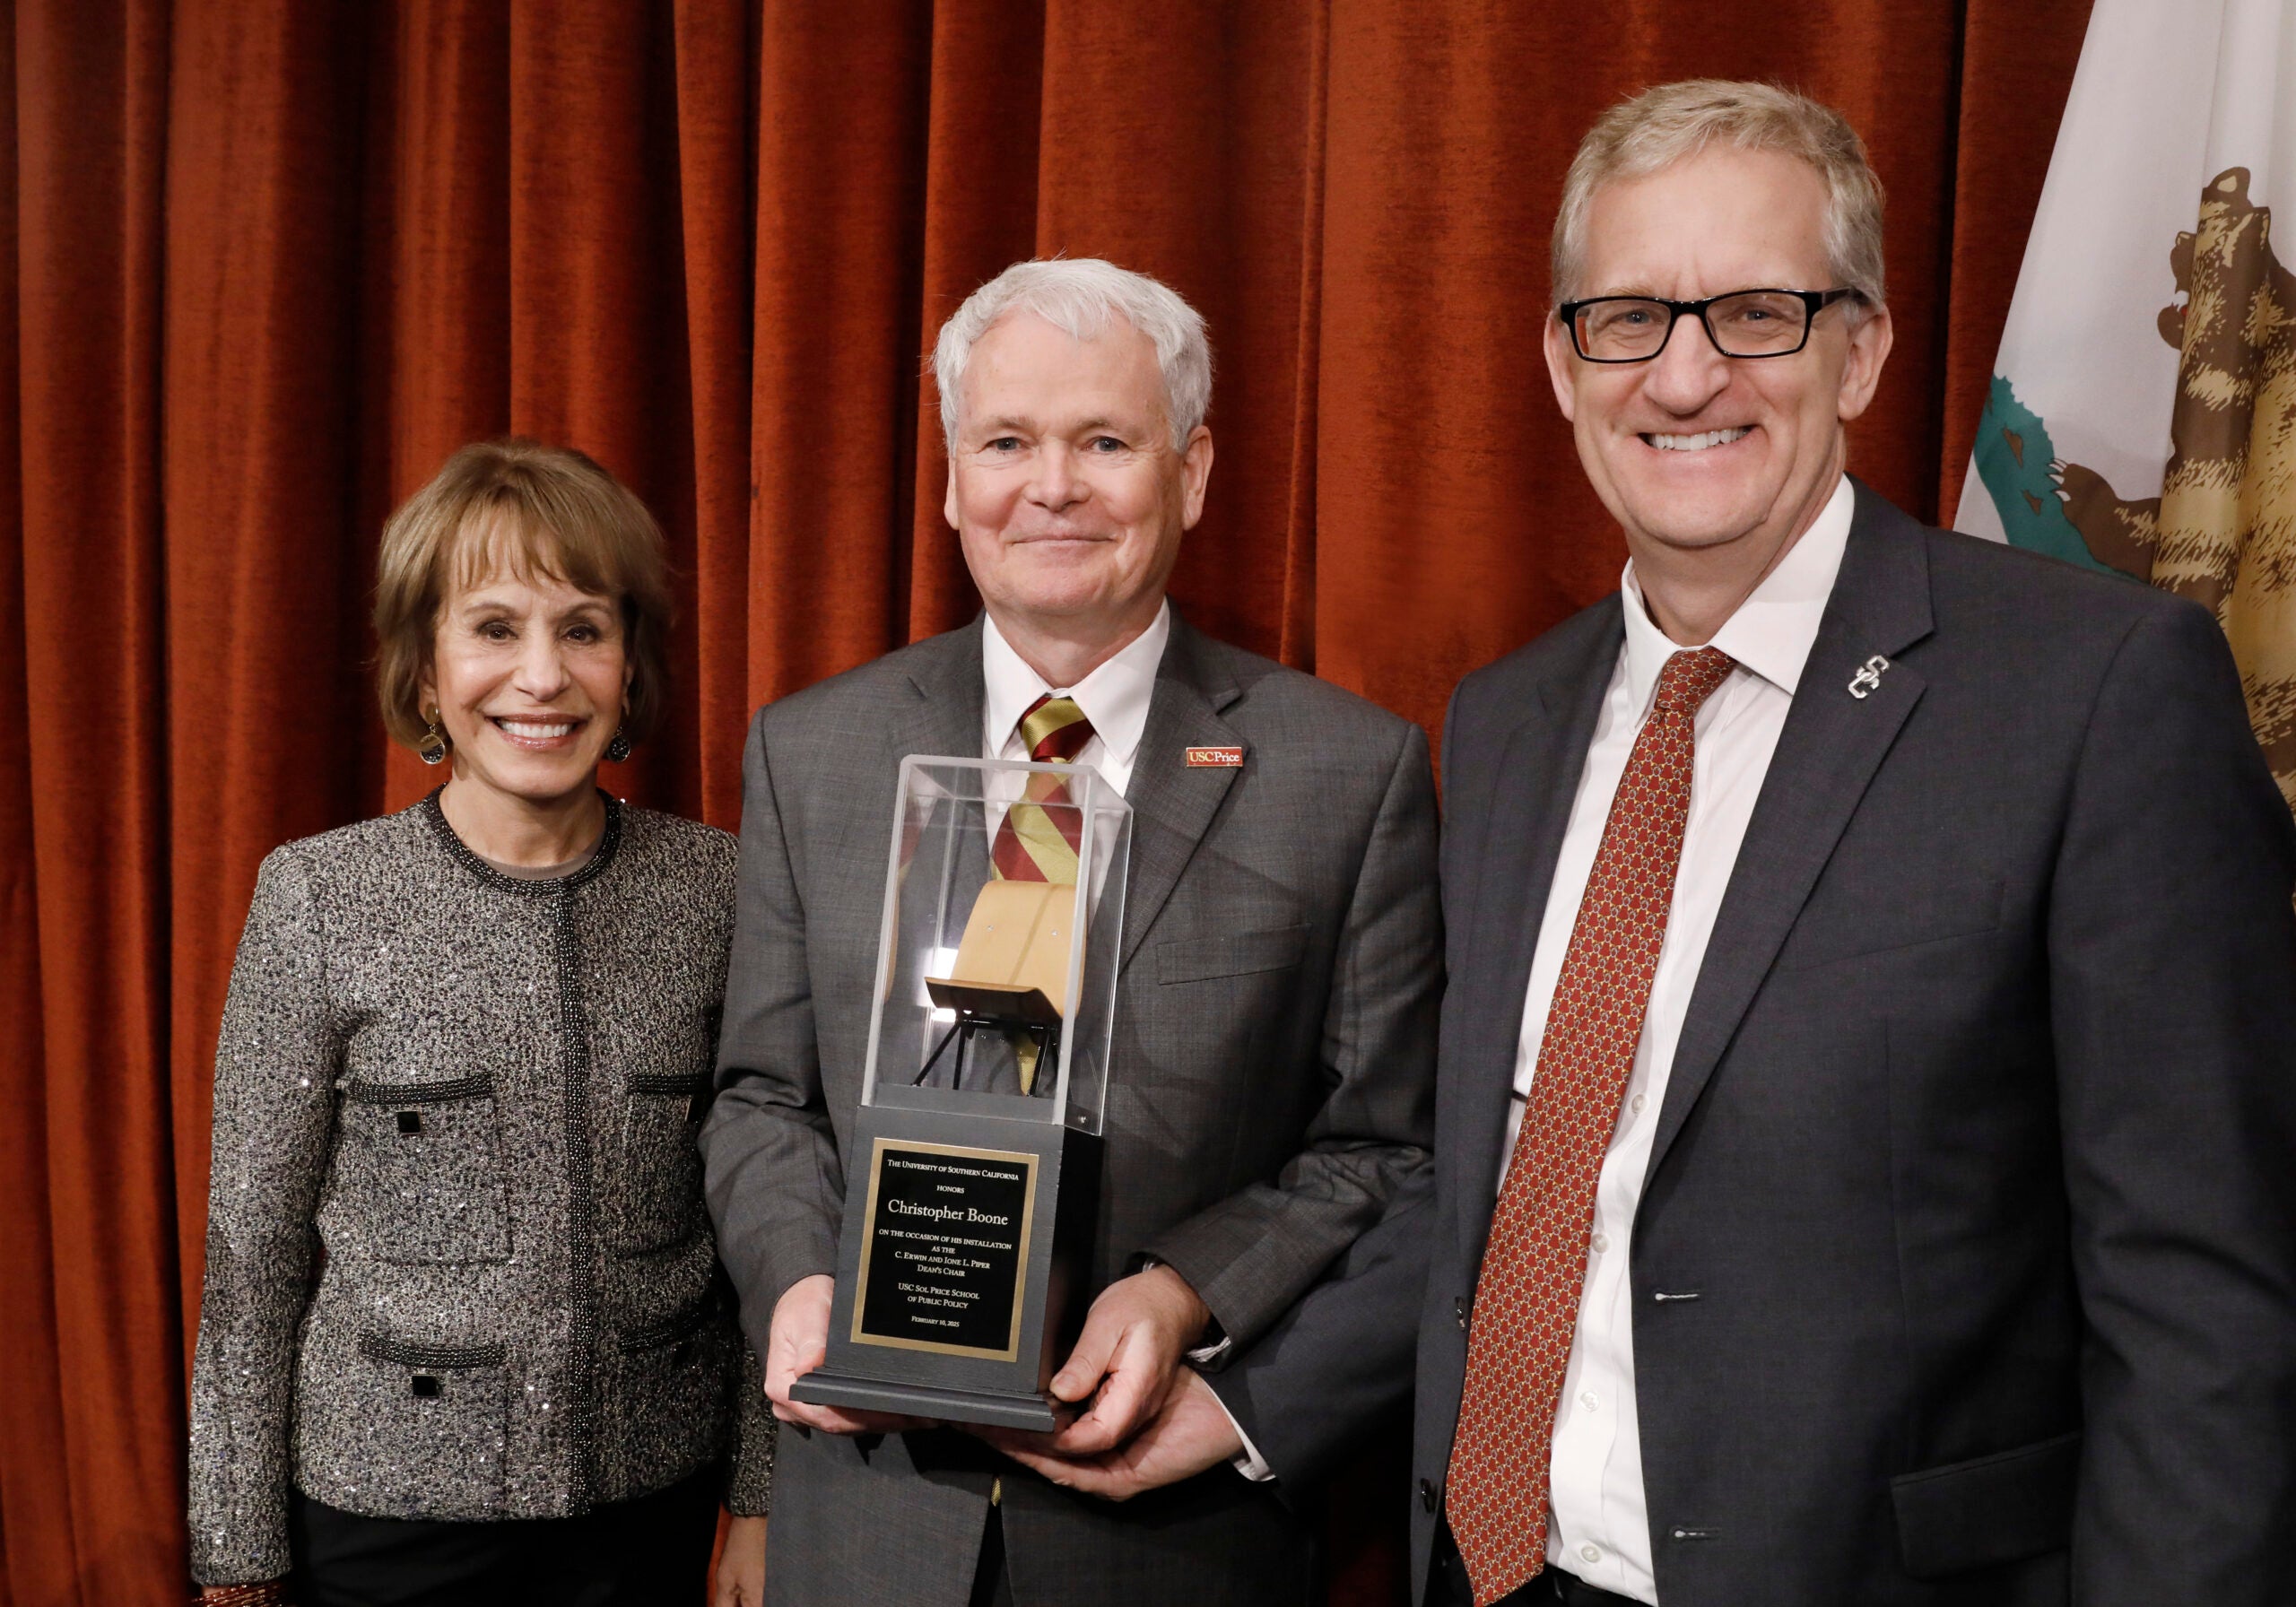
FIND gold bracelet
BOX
[196,1584,290,1606]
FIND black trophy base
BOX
[811,1102,1101,1435]
[787,1368,1064,1432]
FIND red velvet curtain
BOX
[0,3,2092,1602]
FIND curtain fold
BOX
[0,4,2092,1602]
[13,3,182,1601]
[669,0,759,815]
[746,0,932,708]
[0,21,67,1605]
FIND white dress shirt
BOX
[980,603,1168,792]
[1501,474,1853,1602]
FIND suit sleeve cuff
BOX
[1135,1252,1233,1365]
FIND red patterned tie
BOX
[1445,646,1736,1605]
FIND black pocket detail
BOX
[360,1332,509,1369]
[630,1069,715,1122]
[1156,924,1310,985]
[626,1072,711,1096]
[617,1295,718,1356]
[341,1075,510,1264]
[612,1073,711,1255]
[348,1328,510,1515]
[347,1073,498,1105]
[602,1299,735,1493]
[1892,1430,2080,1577]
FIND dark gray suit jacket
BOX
[1211,483,2296,1605]
[700,612,1441,1606]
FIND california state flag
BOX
[1954,0,2296,808]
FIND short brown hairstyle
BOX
[1552,80,1886,308]
[373,439,674,753]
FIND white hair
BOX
[933,258,1213,454]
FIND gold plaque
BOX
[849,1137,1039,1362]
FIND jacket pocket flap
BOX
[1779,873,2004,970]
[627,1070,712,1097]
[617,1294,721,1354]
[1892,1430,2080,1578]
[360,1331,507,1370]
[1157,925,1309,985]
[345,1073,498,1106]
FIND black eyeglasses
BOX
[1557,288,1860,362]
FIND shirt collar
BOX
[1618,473,1854,711]
[981,601,1170,764]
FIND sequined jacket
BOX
[188,793,773,1586]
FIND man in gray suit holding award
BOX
[1135,81,2296,1605]
[700,257,1441,1605]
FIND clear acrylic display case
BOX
[859,756,1131,1137]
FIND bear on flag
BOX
[1955,0,2296,810]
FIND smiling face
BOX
[421,526,631,814]
[1546,145,1893,574]
[944,311,1213,648]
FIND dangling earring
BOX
[605,726,632,764]
[417,708,448,766]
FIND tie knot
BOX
[1651,647,1735,715]
[1019,694,1094,761]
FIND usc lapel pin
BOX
[1186,745,1245,768]
[1848,656,1891,699]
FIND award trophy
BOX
[788,755,1131,1429]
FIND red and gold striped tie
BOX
[991,694,1095,884]
[1444,646,1735,1605]
[988,695,1094,1091]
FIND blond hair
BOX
[372,439,673,753]
[1552,80,1886,308]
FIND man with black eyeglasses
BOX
[1184,79,2296,1607]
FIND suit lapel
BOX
[891,621,992,950]
[899,617,988,763]
[1646,483,1936,1179]
[1456,608,1624,1257]
[1118,616,1244,968]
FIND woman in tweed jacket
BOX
[188,441,771,1606]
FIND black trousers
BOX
[1431,1521,1645,1607]
[289,1467,721,1607]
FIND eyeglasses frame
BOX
[1555,287,1861,363]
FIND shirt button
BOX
[1579,1390,1598,1411]
[1631,1095,1647,1115]
[1590,1233,1609,1254]
[1580,1543,1603,1565]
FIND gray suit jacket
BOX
[700,612,1441,1606]
[1212,483,2296,1605]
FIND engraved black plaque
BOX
[852,1139,1037,1360]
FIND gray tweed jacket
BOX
[188,792,773,1586]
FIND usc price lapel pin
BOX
[1186,745,1245,768]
